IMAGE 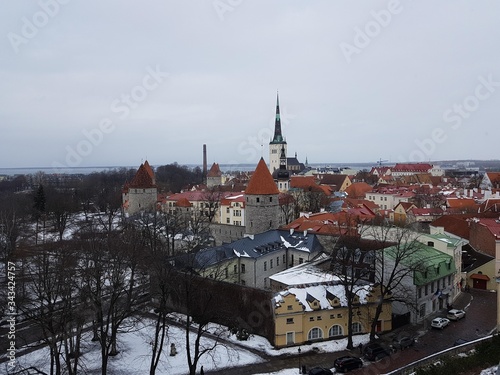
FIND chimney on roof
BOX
[290,228,294,235]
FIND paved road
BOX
[205,289,497,375]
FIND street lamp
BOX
[298,347,302,374]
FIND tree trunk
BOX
[370,301,384,341]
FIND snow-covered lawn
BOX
[11,315,371,375]
[13,319,261,374]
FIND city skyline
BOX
[1,1,500,169]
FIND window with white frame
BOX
[328,325,343,337]
[307,327,323,341]
[352,322,362,334]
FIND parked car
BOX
[363,343,391,361]
[308,367,333,375]
[391,335,415,350]
[447,309,466,321]
[333,355,363,372]
[431,317,450,329]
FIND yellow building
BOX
[273,283,392,348]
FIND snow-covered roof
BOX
[275,283,372,312]
[269,255,337,286]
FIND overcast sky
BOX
[1,1,499,169]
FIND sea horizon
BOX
[0,159,493,177]
[0,162,379,176]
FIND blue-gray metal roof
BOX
[193,229,324,268]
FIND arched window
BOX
[328,325,343,337]
[352,322,362,334]
[307,327,323,341]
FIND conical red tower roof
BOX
[129,162,156,188]
[245,158,279,195]
[207,162,222,177]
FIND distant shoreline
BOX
[0,160,498,176]
[0,163,372,176]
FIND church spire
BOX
[271,91,285,144]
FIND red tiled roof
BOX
[470,273,490,281]
[343,198,379,212]
[290,176,333,195]
[245,158,279,195]
[317,174,349,186]
[290,176,318,189]
[143,160,155,180]
[431,215,474,239]
[207,163,222,177]
[393,163,433,172]
[166,190,237,203]
[344,182,372,199]
[479,199,500,213]
[283,211,368,236]
[175,197,192,208]
[446,197,477,209]
[408,207,444,216]
[486,172,500,185]
[474,218,500,238]
[129,162,156,188]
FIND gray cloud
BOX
[1,0,499,168]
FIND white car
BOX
[431,317,450,329]
[447,309,466,321]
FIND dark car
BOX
[334,355,363,372]
[391,335,415,350]
[308,367,333,375]
[363,343,391,361]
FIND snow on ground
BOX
[481,365,499,375]
[14,318,263,375]
[15,315,498,375]
[14,316,371,374]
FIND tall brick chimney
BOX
[203,144,207,181]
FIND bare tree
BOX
[363,224,427,341]
[202,187,224,224]
[329,235,372,349]
[20,243,84,375]
[33,184,46,245]
[143,235,174,375]
[291,187,328,215]
[279,193,296,225]
[174,270,232,375]
[78,222,145,375]
[45,188,78,242]
[0,193,29,279]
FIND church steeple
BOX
[271,92,285,144]
[268,92,288,174]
